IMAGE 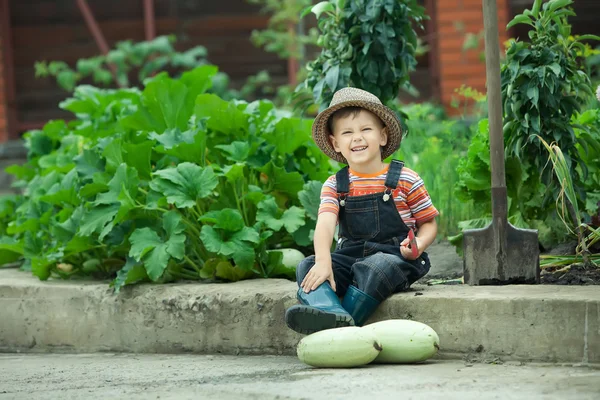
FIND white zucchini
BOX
[363,319,440,363]
[297,326,382,368]
[267,248,305,268]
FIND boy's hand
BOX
[400,236,422,260]
[300,260,336,293]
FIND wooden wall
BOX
[10,0,287,128]
[434,0,511,114]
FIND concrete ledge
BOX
[0,268,598,364]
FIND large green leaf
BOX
[128,211,186,281]
[195,94,249,136]
[150,162,217,208]
[91,163,139,238]
[298,180,323,220]
[0,237,24,266]
[140,76,189,131]
[149,127,206,163]
[78,204,120,237]
[256,197,306,233]
[74,149,105,180]
[259,161,305,198]
[198,209,245,231]
[123,141,153,180]
[111,258,148,294]
[200,225,259,266]
[215,141,250,162]
[264,118,312,155]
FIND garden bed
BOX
[541,264,600,285]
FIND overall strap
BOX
[384,160,404,189]
[335,166,350,206]
[335,166,350,193]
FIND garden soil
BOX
[423,240,599,286]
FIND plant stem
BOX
[184,255,202,274]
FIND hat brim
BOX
[312,100,403,164]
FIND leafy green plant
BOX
[0,65,336,292]
[537,136,599,268]
[298,0,427,110]
[35,35,209,91]
[452,0,600,252]
[502,0,600,211]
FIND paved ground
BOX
[0,354,598,400]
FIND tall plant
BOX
[502,0,599,215]
[35,35,209,91]
[298,0,426,110]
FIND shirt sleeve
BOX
[318,175,339,216]
[406,173,439,225]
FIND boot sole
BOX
[285,305,354,335]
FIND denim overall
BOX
[296,160,431,302]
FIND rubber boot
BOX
[341,285,380,326]
[285,282,355,335]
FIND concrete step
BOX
[0,268,598,364]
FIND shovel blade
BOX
[463,222,540,285]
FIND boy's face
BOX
[329,109,388,171]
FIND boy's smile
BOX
[329,109,388,174]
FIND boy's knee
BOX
[295,255,316,283]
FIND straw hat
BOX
[312,87,403,164]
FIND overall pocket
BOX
[344,199,380,240]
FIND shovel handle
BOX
[482,0,508,220]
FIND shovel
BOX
[462,0,540,285]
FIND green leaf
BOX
[575,34,600,42]
[93,164,139,236]
[526,86,539,105]
[0,237,24,266]
[78,204,120,237]
[256,197,306,233]
[102,138,124,171]
[507,14,533,29]
[264,250,296,279]
[230,246,256,271]
[150,127,207,164]
[264,118,312,155]
[150,163,217,208]
[31,257,54,280]
[128,211,186,281]
[140,75,189,131]
[548,0,572,12]
[299,180,323,220]
[258,161,305,199]
[74,149,105,180]
[123,141,153,180]
[223,163,246,184]
[111,258,148,294]
[215,259,255,280]
[215,141,250,162]
[195,94,249,136]
[311,1,335,18]
[199,209,245,231]
[200,225,259,257]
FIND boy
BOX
[285,87,439,334]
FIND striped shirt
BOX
[319,164,439,231]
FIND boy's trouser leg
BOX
[346,252,428,325]
[285,255,354,335]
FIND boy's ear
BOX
[380,127,388,147]
[329,134,341,152]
